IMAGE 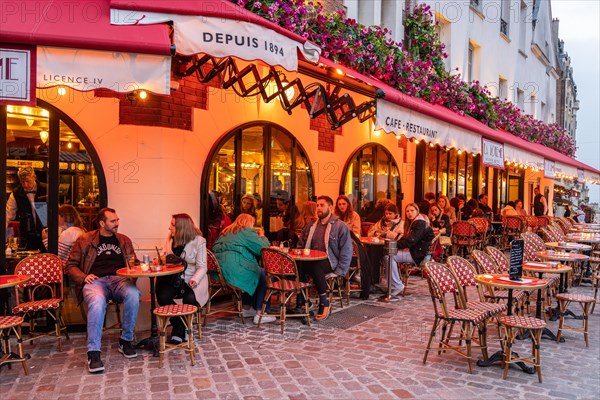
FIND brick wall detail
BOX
[309,113,342,152]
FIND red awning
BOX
[0,0,171,55]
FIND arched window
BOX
[201,122,314,246]
[2,100,107,325]
[340,143,402,218]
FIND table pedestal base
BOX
[477,350,535,374]
[136,336,160,357]
[549,307,582,321]
[516,327,563,342]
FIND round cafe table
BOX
[565,234,600,245]
[359,237,385,246]
[522,262,572,341]
[117,264,184,357]
[474,273,547,374]
[288,249,328,261]
[535,251,589,263]
[545,242,592,252]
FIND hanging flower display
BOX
[233,1,576,156]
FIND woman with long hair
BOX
[368,204,403,240]
[156,213,209,344]
[298,200,318,232]
[42,204,85,264]
[515,199,527,216]
[212,214,275,324]
[437,195,456,225]
[239,193,257,221]
[389,203,434,296]
[429,204,450,235]
[334,195,361,236]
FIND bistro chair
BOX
[555,218,571,234]
[0,315,28,375]
[12,254,69,351]
[501,216,525,249]
[591,253,600,314]
[343,241,363,304]
[451,221,478,258]
[539,227,558,243]
[154,303,198,368]
[203,250,245,327]
[468,217,489,249]
[548,223,566,242]
[259,248,312,333]
[555,293,595,347]
[445,256,507,318]
[500,314,546,383]
[422,261,491,374]
[535,216,550,232]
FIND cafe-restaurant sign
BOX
[0,45,36,106]
[544,159,556,178]
[577,169,585,182]
[481,138,505,169]
[375,100,482,153]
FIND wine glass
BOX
[9,237,19,252]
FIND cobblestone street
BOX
[1,277,598,400]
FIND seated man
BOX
[65,208,140,373]
[297,195,353,320]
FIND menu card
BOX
[509,239,524,281]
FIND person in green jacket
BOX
[212,214,276,324]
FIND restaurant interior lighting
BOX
[39,130,49,144]
[395,134,401,139]
[67,140,72,149]
[139,90,148,100]
[335,68,344,76]
[58,87,66,96]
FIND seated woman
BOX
[156,214,209,344]
[42,204,86,264]
[239,193,258,223]
[334,195,361,236]
[515,199,527,216]
[390,203,435,296]
[367,204,403,240]
[501,201,518,217]
[299,200,318,232]
[429,204,450,235]
[207,191,232,249]
[212,214,275,324]
[271,197,302,247]
[437,195,457,225]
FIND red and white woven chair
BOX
[422,261,493,373]
[500,315,546,383]
[0,315,28,374]
[259,248,313,333]
[13,254,69,351]
[203,250,245,327]
[451,221,479,258]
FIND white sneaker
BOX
[390,286,404,297]
[254,314,277,324]
[242,307,256,318]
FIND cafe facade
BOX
[2,1,599,326]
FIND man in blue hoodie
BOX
[298,195,353,320]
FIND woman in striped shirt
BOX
[43,204,85,264]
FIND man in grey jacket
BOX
[298,195,353,321]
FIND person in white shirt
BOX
[42,204,85,264]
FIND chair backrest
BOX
[206,249,226,284]
[471,249,499,274]
[525,215,538,230]
[555,218,570,234]
[261,247,299,277]
[548,223,565,241]
[522,231,544,251]
[452,221,477,239]
[522,235,542,262]
[361,222,374,238]
[469,217,489,234]
[351,240,361,271]
[446,256,485,303]
[539,227,556,243]
[424,261,461,314]
[536,216,549,229]
[14,253,64,302]
[503,215,525,232]
[485,246,509,273]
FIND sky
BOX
[552,0,600,207]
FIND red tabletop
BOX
[474,273,548,290]
[535,251,589,262]
[360,237,385,245]
[116,264,184,278]
[544,242,592,251]
[523,262,572,274]
[0,275,31,289]
[288,249,328,261]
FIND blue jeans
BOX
[82,276,141,352]
[384,251,413,291]
[242,268,270,312]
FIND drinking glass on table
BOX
[8,237,19,252]
[126,256,136,270]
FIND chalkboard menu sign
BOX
[509,239,524,280]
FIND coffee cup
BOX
[140,263,150,272]
[303,249,311,256]
[294,249,302,255]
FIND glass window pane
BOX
[438,149,448,195]
[208,135,236,219]
[457,151,466,197]
[466,155,474,199]
[360,146,374,213]
[6,105,49,251]
[425,145,438,195]
[240,126,264,225]
[447,149,458,199]
[376,149,389,201]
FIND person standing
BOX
[297,196,353,320]
[5,166,47,250]
[533,186,548,216]
[156,214,209,344]
[65,208,140,373]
